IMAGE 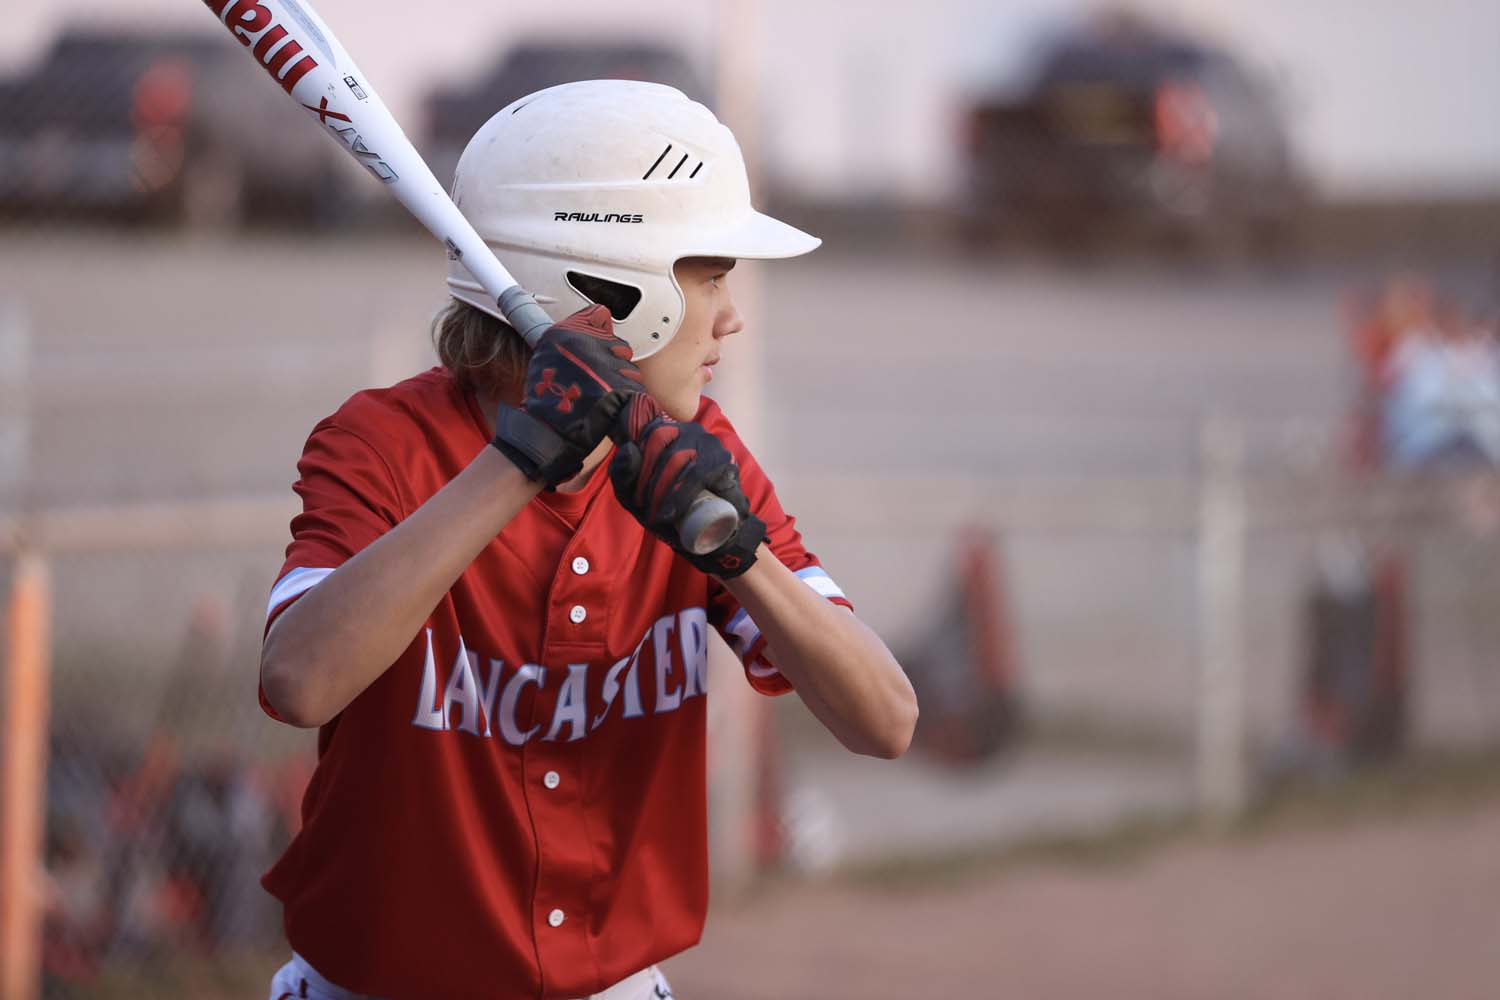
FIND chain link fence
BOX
[0,227,431,994]
[36,555,299,998]
[4,14,1500,1000]
[756,453,1500,872]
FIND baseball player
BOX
[259,80,917,1000]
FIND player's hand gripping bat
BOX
[201,0,740,555]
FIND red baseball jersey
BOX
[260,368,850,1000]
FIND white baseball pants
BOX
[269,952,675,1000]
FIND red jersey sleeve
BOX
[267,417,404,627]
[260,418,405,720]
[698,400,853,696]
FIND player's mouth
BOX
[700,355,720,382]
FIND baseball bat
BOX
[201,0,740,555]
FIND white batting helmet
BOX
[445,79,820,360]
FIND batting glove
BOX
[491,304,642,488]
[609,394,766,578]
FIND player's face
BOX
[637,257,743,420]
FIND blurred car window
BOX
[0,28,359,229]
[960,15,1301,257]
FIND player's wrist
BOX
[692,512,765,579]
[491,405,584,488]
[470,440,547,495]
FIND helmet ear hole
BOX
[565,271,643,322]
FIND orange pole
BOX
[1,552,51,1000]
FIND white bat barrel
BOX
[202,0,551,335]
[202,0,740,553]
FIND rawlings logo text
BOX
[554,212,645,223]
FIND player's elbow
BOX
[260,635,334,730]
[260,659,323,729]
[845,685,918,760]
[871,691,919,759]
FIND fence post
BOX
[1196,416,1248,820]
[1,552,52,1000]
[0,304,27,514]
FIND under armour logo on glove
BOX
[533,369,582,413]
[491,305,641,489]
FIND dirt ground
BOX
[665,796,1500,1000]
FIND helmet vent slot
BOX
[644,144,702,181]
[566,271,643,321]
[643,144,673,180]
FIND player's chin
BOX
[661,388,702,422]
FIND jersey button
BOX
[547,908,565,928]
[543,770,561,790]
[571,556,590,575]
[568,605,587,624]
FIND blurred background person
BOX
[1381,294,1500,470]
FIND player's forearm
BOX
[261,446,542,727]
[722,552,918,758]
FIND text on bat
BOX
[203,0,320,95]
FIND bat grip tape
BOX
[498,287,556,348]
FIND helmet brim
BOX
[675,210,821,261]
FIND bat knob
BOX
[680,493,740,555]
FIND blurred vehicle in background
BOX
[960,12,1302,256]
[0,29,359,228]
[423,40,709,190]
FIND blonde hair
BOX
[430,299,532,401]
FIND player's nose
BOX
[715,299,745,340]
